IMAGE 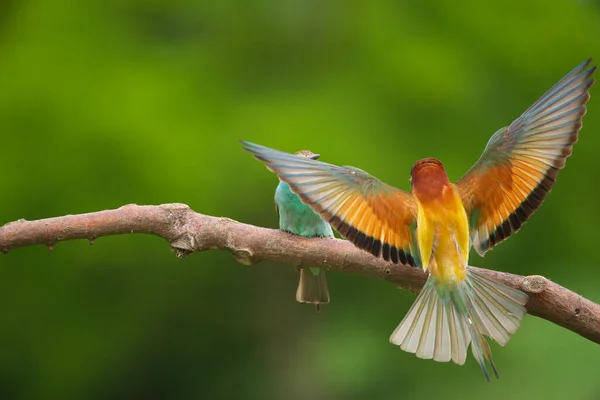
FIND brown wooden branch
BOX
[1,203,599,344]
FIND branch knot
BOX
[233,249,258,266]
[521,275,548,293]
[171,232,197,256]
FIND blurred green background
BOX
[1,0,600,399]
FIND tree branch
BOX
[1,203,599,344]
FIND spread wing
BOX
[457,58,596,256]
[242,141,420,266]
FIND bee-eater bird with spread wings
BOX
[275,150,334,309]
[242,58,596,380]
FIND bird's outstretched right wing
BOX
[457,59,596,256]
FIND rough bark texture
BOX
[1,203,599,344]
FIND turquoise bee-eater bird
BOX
[275,150,334,308]
[242,58,595,380]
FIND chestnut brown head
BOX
[411,158,445,177]
[410,158,449,195]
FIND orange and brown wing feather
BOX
[327,185,418,266]
[458,58,596,256]
[242,141,420,266]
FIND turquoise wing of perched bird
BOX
[274,150,334,308]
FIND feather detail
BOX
[389,269,527,380]
[296,267,330,305]
[242,141,420,266]
[458,59,596,256]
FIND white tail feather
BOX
[389,268,528,379]
[390,280,470,364]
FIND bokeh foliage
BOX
[1,0,600,398]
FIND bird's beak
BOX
[310,154,321,160]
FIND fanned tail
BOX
[296,267,330,309]
[464,268,528,380]
[389,268,528,380]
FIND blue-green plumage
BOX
[274,150,333,307]
[275,182,334,239]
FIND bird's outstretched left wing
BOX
[457,58,596,256]
[242,141,420,266]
